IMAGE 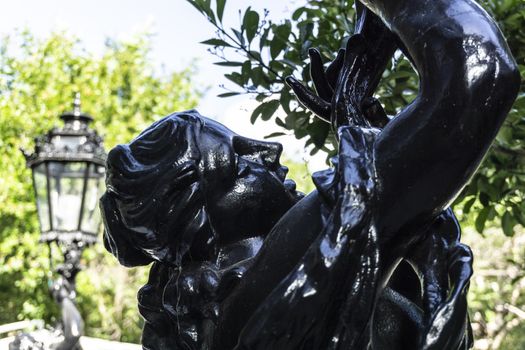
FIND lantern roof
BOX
[24,93,106,168]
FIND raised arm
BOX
[289,0,520,243]
[362,0,521,239]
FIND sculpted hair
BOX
[101,111,217,267]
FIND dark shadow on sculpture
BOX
[101,0,520,349]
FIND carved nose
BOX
[106,144,127,172]
[232,136,283,167]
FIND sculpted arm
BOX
[291,0,520,242]
[362,0,521,240]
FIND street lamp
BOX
[18,93,106,349]
[24,93,106,246]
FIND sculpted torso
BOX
[101,0,520,349]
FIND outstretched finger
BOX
[308,48,333,101]
[344,34,367,65]
[326,49,345,90]
[285,76,331,122]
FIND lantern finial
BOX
[73,92,81,117]
[60,92,93,124]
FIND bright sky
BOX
[0,0,326,170]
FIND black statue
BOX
[101,0,520,349]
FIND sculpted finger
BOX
[285,76,331,122]
[308,48,333,101]
[326,49,345,89]
[344,33,367,65]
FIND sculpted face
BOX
[192,116,301,244]
[102,111,300,266]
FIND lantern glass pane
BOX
[81,164,105,234]
[33,163,50,232]
[48,161,87,231]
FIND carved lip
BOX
[275,165,288,182]
[276,165,300,197]
[284,179,297,192]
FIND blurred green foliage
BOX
[282,156,315,194]
[464,227,525,349]
[188,0,525,237]
[0,30,200,342]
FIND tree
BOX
[0,29,201,342]
[188,0,525,235]
[464,227,525,349]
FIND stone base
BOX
[0,334,141,350]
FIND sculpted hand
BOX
[286,34,390,129]
[405,210,473,349]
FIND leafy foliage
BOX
[456,0,525,237]
[465,227,525,349]
[188,0,525,235]
[0,30,200,342]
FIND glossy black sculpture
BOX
[101,0,520,349]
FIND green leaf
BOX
[264,132,286,139]
[512,205,525,226]
[243,9,260,43]
[224,72,244,86]
[307,120,329,148]
[502,211,515,236]
[270,41,285,59]
[260,28,270,51]
[280,90,292,114]
[241,60,252,77]
[270,23,291,59]
[217,92,240,98]
[251,66,266,86]
[462,196,477,214]
[275,117,286,127]
[475,206,490,233]
[292,7,307,20]
[251,100,280,123]
[186,0,205,14]
[249,50,262,61]
[200,38,233,47]
[214,61,244,67]
[232,28,245,46]
[194,0,216,24]
[479,191,490,206]
[386,70,417,81]
[216,0,226,22]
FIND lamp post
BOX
[20,93,106,349]
[24,93,106,246]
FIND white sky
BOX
[0,0,326,170]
